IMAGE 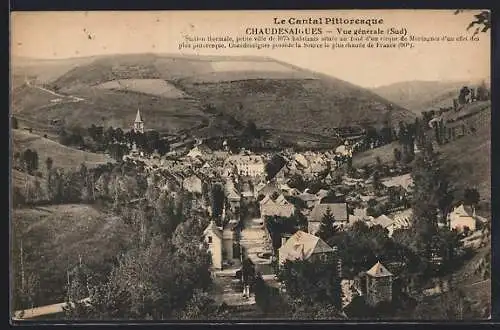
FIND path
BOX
[240,218,272,258]
[210,214,273,310]
[239,217,274,275]
[12,297,91,320]
[212,268,256,308]
[25,79,85,103]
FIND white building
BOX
[203,221,223,270]
[448,204,477,232]
[225,155,266,177]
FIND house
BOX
[316,189,330,200]
[386,209,413,236]
[240,180,255,199]
[448,204,477,232]
[225,181,241,212]
[294,153,309,169]
[370,214,409,238]
[255,182,280,199]
[381,173,414,192]
[278,230,335,265]
[260,194,295,218]
[279,183,300,196]
[308,154,329,174]
[349,208,371,226]
[370,214,394,229]
[308,203,349,235]
[225,155,266,177]
[186,144,213,160]
[182,174,204,194]
[203,221,224,270]
[298,191,320,208]
[335,142,353,158]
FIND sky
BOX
[11,10,490,88]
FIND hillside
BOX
[12,54,416,140]
[12,129,114,170]
[413,245,491,320]
[352,102,491,206]
[11,204,135,308]
[439,105,491,204]
[372,80,485,114]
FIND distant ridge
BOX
[372,79,489,114]
[12,53,416,137]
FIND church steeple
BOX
[133,109,144,133]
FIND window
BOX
[208,236,212,244]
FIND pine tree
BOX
[317,207,337,241]
[410,141,449,258]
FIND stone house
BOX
[278,230,336,265]
[260,194,295,218]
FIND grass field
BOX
[11,204,135,308]
[352,141,401,168]
[96,79,190,98]
[12,129,115,170]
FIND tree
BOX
[413,288,472,319]
[265,154,286,181]
[22,149,39,174]
[393,148,402,163]
[455,10,491,35]
[317,207,337,242]
[397,121,407,144]
[108,143,128,161]
[65,234,213,320]
[409,141,450,258]
[458,86,471,105]
[464,188,480,207]
[45,157,53,173]
[287,174,306,192]
[254,273,272,314]
[277,257,342,309]
[242,120,260,139]
[288,299,344,320]
[210,184,225,219]
[379,124,393,145]
[476,81,490,101]
[176,289,228,320]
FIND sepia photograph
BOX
[10,9,491,322]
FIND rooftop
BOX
[366,261,393,278]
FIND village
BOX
[10,9,491,319]
[112,103,490,317]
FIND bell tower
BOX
[133,109,144,134]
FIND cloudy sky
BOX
[11,10,490,88]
